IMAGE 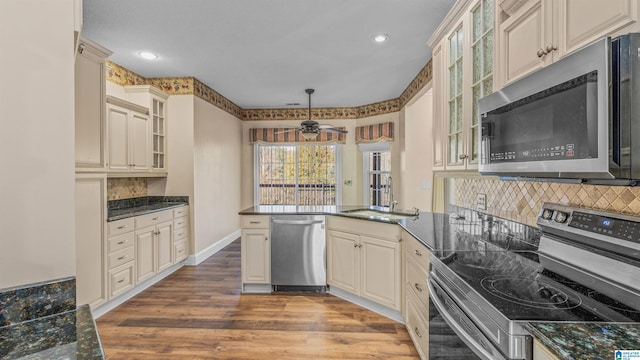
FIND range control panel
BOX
[538,203,640,245]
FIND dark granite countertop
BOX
[527,322,640,360]
[0,305,103,359]
[239,205,421,225]
[108,196,189,222]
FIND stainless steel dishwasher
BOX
[270,215,326,292]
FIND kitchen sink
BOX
[340,209,416,220]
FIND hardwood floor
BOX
[96,239,419,359]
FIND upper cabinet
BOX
[431,0,495,171]
[75,38,112,171]
[124,85,169,173]
[496,0,640,87]
[105,86,169,177]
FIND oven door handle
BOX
[428,278,505,360]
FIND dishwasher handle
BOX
[271,219,324,226]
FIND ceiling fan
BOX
[278,89,348,140]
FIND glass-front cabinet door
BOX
[447,25,465,167]
[152,97,166,171]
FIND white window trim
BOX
[253,142,343,206]
[359,142,391,207]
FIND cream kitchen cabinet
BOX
[124,85,169,173]
[173,206,189,263]
[327,216,402,311]
[75,38,111,171]
[106,96,150,174]
[403,230,432,359]
[430,0,495,171]
[75,173,107,309]
[496,0,639,87]
[134,210,174,283]
[106,218,135,299]
[241,215,271,290]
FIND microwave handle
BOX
[611,37,621,167]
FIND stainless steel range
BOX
[429,203,640,360]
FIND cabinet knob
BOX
[265,237,268,241]
[414,249,422,257]
[545,44,557,53]
[458,154,469,160]
[415,283,423,292]
[414,327,422,338]
[537,48,547,58]
[354,243,358,248]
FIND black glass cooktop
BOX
[439,248,640,323]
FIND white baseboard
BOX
[92,261,185,319]
[184,229,240,266]
[330,286,404,323]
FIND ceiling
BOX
[82,0,455,109]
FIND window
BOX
[365,151,391,207]
[255,143,340,206]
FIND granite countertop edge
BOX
[525,323,574,359]
[107,202,188,222]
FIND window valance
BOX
[249,128,347,144]
[355,122,394,143]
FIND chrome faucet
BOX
[386,176,397,212]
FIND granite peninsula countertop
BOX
[527,322,640,360]
[108,196,189,222]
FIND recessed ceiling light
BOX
[138,51,158,60]
[372,34,389,43]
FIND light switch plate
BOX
[477,193,487,210]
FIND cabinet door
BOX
[533,339,560,360]
[241,229,270,284]
[360,235,401,310]
[107,105,130,171]
[151,97,166,171]
[75,174,106,308]
[75,49,105,170]
[156,221,173,272]
[135,226,156,283]
[327,230,360,295]
[557,0,638,58]
[497,0,552,86]
[432,41,445,170]
[129,111,150,171]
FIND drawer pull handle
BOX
[414,283,423,292]
[117,240,126,245]
[178,232,184,237]
[249,221,261,224]
[414,327,422,338]
[117,255,127,260]
[152,217,159,220]
[117,225,127,229]
[414,250,422,256]
[117,278,126,283]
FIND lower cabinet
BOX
[241,228,270,284]
[533,339,560,360]
[135,214,174,283]
[327,216,402,311]
[403,230,432,360]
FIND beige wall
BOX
[193,97,242,253]
[401,88,434,211]
[0,0,76,289]
[240,113,401,209]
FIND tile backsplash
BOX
[107,178,148,200]
[454,177,640,226]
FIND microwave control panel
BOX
[490,144,575,162]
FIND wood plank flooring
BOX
[96,239,419,359]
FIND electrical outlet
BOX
[476,193,487,210]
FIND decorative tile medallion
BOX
[454,177,640,226]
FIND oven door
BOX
[428,278,505,360]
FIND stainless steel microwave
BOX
[478,34,640,185]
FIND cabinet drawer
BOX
[110,262,135,298]
[136,210,173,229]
[174,216,188,230]
[327,216,400,241]
[406,258,429,308]
[108,218,135,237]
[405,233,431,273]
[108,246,135,270]
[173,206,188,218]
[107,232,134,253]
[242,215,269,229]
[174,240,187,262]
[406,291,429,360]
[174,227,189,242]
